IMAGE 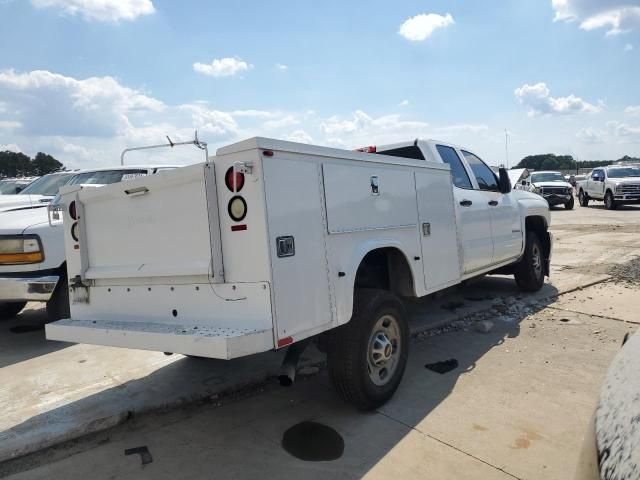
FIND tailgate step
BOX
[46,319,274,360]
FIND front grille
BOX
[541,186,568,194]
[618,184,640,194]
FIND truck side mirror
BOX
[15,185,24,193]
[498,167,511,194]
[521,180,527,186]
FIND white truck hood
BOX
[0,194,52,212]
[531,181,572,189]
[0,208,50,235]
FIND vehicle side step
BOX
[46,319,274,359]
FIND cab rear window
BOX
[376,146,425,160]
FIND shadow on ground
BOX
[0,279,560,478]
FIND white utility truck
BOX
[46,137,552,410]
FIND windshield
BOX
[530,172,565,183]
[20,173,74,196]
[50,169,150,206]
[607,167,640,178]
[0,180,21,194]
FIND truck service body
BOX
[47,137,552,409]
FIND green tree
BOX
[0,150,65,177]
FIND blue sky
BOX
[0,0,639,168]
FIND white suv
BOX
[0,165,177,321]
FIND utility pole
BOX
[504,129,509,169]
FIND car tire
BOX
[565,196,575,210]
[604,191,617,210]
[0,301,27,320]
[46,274,70,322]
[514,232,545,292]
[327,289,409,411]
[578,190,589,207]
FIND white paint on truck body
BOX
[47,137,551,360]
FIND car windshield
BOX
[607,167,640,178]
[20,173,74,196]
[49,169,149,206]
[0,180,21,194]
[530,172,565,183]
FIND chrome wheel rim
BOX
[367,314,401,386]
[532,243,542,279]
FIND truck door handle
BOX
[488,200,498,206]
[459,200,472,207]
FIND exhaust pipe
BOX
[278,339,310,387]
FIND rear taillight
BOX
[225,167,245,192]
[228,196,247,222]
[71,222,79,242]
[68,201,77,220]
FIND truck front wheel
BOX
[327,289,408,411]
[604,191,617,210]
[564,196,575,210]
[578,190,589,207]
[0,301,27,320]
[514,232,545,292]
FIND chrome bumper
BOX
[0,275,59,302]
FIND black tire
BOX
[578,190,589,207]
[604,191,617,210]
[46,274,70,322]
[564,195,574,210]
[0,301,27,320]
[514,232,545,292]
[327,289,409,411]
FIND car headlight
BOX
[532,187,541,194]
[0,235,44,264]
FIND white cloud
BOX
[285,130,313,144]
[31,0,154,22]
[263,115,299,130]
[435,124,489,135]
[275,63,288,71]
[230,110,280,119]
[0,143,21,153]
[193,58,253,78]
[577,127,606,143]
[398,13,454,41]
[625,105,640,116]
[399,100,409,107]
[514,82,601,116]
[552,0,640,35]
[624,43,634,50]
[179,104,238,139]
[0,69,164,137]
[0,120,21,129]
[607,120,640,140]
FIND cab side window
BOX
[461,151,499,191]
[435,145,472,189]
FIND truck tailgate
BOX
[75,163,222,281]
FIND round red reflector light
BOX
[68,201,77,220]
[225,167,245,192]
[71,222,79,242]
[228,196,247,222]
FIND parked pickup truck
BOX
[0,166,177,322]
[46,137,553,410]
[520,170,574,209]
[0,172,76,213]
[577,166,640,209]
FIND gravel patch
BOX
[610,256,640,285]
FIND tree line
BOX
[0,151,64,178]
[514,154,639,171]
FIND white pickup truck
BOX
[46,137,552,410]
[519,170,574,209]
[577,166,640,209]
[0,172,76,212]
[0,166,177,322]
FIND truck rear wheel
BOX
[514,232,545,292]
[327,289,408,411]
[0,301,27,320]
[46,274,70,322]
[604,191,617,210]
